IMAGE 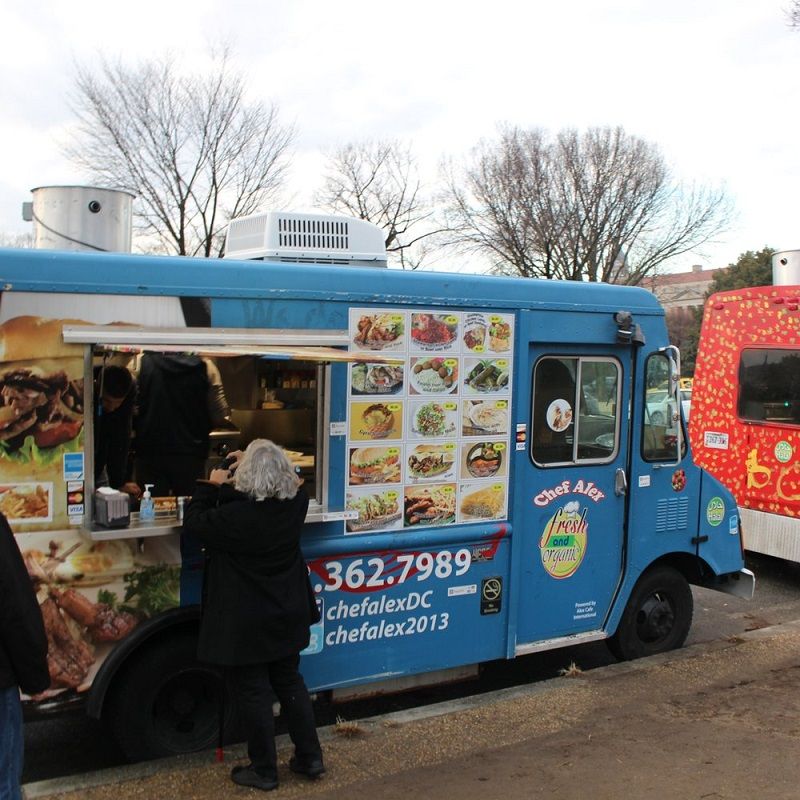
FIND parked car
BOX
[680,388,692,420]
[646,388,675,427]
[646,387,691,426]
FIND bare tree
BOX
[789,0,800,27]
[65,48,294,257]
[315,140,443,268]
[0,232,33,249]
[441,126,732,283]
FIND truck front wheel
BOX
[104,632,236,761]
[609,566,693,660]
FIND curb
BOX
[23,618,800,799]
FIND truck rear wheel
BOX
[105,632,236,761]
[609,566,693,660]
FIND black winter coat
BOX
[0,513,49,693]
[183,482,318,666]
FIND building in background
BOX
[641,264,725,311]
[641,264,728,377]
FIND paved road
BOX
[21,551,798,783]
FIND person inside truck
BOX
[133,352,231,498]
[93,364,138,495]
[532,358,576,464]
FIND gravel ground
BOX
[25,621,800,800]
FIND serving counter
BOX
[86,504,352,541]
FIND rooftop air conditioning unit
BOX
[223,211,387,267]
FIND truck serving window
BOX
[63,324,371,529]
[738,348,800,424]
[92,351,328,508]
[531,357,620,466]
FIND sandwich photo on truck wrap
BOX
[0,317,84,455]
[0,317,86,528]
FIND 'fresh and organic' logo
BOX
[706,496,725,527]
[539,501,587,579]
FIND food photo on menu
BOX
[462,313,513,353]
[459,482,506,522]
[348,446,402,485]
[406,442,456,483]
[487,319,512,351]
[462,314,488,352]
[461,441,506,480]
[409,312,459,350]
[463,357,510,394]
[408,399,458,439]
[403,483,457,527]
[351,311,406,351]
[350,362,404,395]
[345,487,403,533]
[349,400,403,441]
[462,399,508,436]
[409,357,459,395]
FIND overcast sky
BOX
[2,0,799,272]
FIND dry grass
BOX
[334,715,364,737]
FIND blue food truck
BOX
[0,211,752,760]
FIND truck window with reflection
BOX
[531,357,620,466]
[642,352,685,461]
[737,348,800,425]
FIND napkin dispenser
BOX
[95,488,130,528]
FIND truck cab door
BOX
[512,312,633,651]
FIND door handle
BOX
[614,468,628,497]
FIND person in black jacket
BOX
[0,512,49,800]
[93,365,137,492]
[134,352,231,497]
[183,439,323,792]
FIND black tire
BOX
[104,632,237,761]
[608,566,693,660]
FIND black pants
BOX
[229,654,322,779]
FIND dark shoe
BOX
[289,755,326,779]
[231,764,279,791]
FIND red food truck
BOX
[690,249,800,561]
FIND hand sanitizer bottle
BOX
[139,484,155,521]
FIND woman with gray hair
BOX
[183,439,324,792]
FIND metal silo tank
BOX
[773,249,800,286]
[28,185,134,252]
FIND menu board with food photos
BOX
[345,308,514,534]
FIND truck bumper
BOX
[703,567,755,600]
